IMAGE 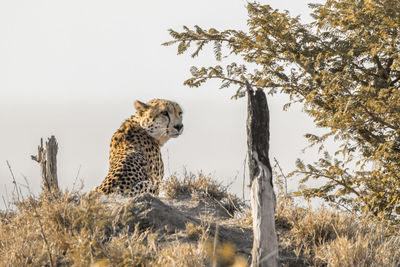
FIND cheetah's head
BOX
[134,99,184,146]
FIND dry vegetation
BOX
[0,189,211,267]
[163,172,245,217]
[0,172,399,266]
[275,197,400,266]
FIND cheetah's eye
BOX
[161,110,169,117]
[179,112,183,116]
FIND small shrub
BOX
[163,172,245,216]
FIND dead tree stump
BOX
[31,136,59,193]
[246,82,278,267]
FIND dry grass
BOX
[1,173,399,266]
[274,197,400,266]
[185,222,202,241]
[0,191,211,267]
[163,171,245,216]
[0,173,248,267]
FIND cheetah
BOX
[95,99,183,196]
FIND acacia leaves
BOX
[164,0,400,223]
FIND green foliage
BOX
[164,0,400,222]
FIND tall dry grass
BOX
[275,197,400,266]
[0,191,209,266]
[0,172,399,266]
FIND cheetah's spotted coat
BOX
[96,99,183,196]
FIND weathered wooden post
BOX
[246,81,278,267]
[31,136,59,193]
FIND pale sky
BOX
[0,0,326,208]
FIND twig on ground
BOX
[274,157,288,197]
[6,160,20,201]
[72,164,82,192]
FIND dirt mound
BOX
[107,193,253,257]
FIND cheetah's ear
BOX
[134,100,149,114]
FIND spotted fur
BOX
[95,99,183,196]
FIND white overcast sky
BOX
[0,0,327,207]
